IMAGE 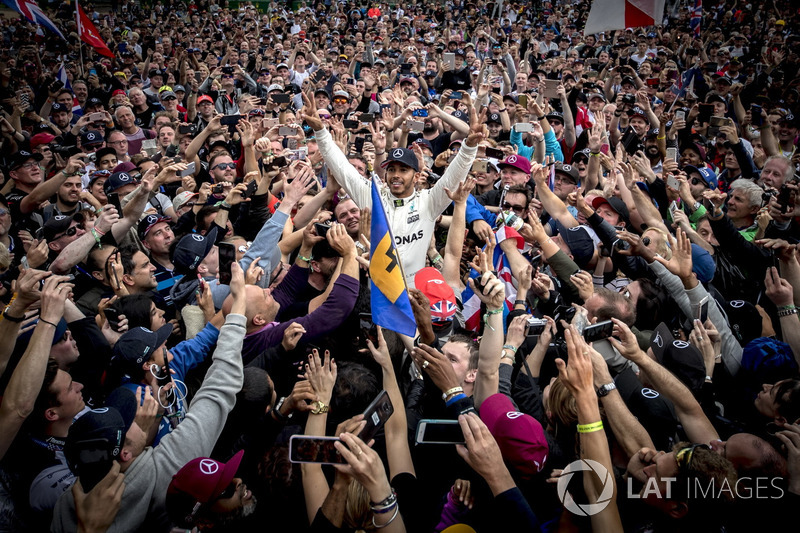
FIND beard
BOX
[212,495,258,528]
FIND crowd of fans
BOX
[0,0,799,531]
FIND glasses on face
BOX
[0,208,9,217]
[502,201,527,214]
[675,443,710,472]
[690,177,708,187]
[333,98,348,104]
[554,175,575,185]
[17,161,39,170]
[319,113,331,119]
[213,162,237,170]
[108,139,128,145]
[55,225,79,240]
[222,74,234,79]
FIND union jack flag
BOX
[1,0,65,40]
[690,0,702,38]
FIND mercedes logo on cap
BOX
[147,215,158,224]
[673,340,690,349]
[199,459,219,475]
[506,411,524,419]
[507,155,517,164]
[192,234,204,242]
[730,300,745,308]
[641,388,660,399]
[118,172,131,182]
[54,215,67,221]
[654,333,663,348]
[392,148,403,158]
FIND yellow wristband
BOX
[577,421,604,433]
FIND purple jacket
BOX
[241,271,359,364]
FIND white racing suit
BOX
[315,127,477,288]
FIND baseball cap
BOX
[113,161,137,174]
[138,214,172,240]
[723,300,763,347]
[50,102,69,113]
[690,243,715,283]
[628,106,648,119]
[173,191,198,212]
[681,141,707,161]
[333,90,351,100]
[103,171,137,195]
[314,88,331,99]
[173,85,186,93]
[30,132,56,149]
[554,162,581,184]
[148,68,164,78]
[487,112,502,124]
[412,138,433,152]
[43,214,80,242]
[380,147,419,172]
[706,93,727,105]
[621,76,636,86]
[8,149,43,170]
[650,323,706,393]
[571,148,591,163]
[112,324,174,373]
[546,111,564,124]
[81,130,104,146]
[267,84,284,93]
[497,154,531,175]
[86,97,104,108]
[555,223,596,268]
[590,195,630,223]
[167,450,245,526]
[159,90,177,101]
[197,94,214,105]
[415,267,457,323]
[451,109,469,123]
[613,367,678,451]
[684,165,718,189]
[587,92,606,102]
[88,169,111,186]
[173,227,219,273]
[480,393,548,479]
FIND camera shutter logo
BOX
[199,459,219,475]
[556,459,614,516]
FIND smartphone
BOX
[106,192,122,213]
[415,419,465,445]
[411,108,428,117]
[542,79,559,99]
[353,136,365,153]
[359,390,394,443]
[668,200,679,215]
[103,306,121,330]
[776,183,794,213]
[408,119,425,131]
[178,161,196,177]
[118,42,128,53]
[472,159,488,173]
[485,147,505,159]
[666,174,680,189]
[288,148,307,161]
[88,112,106,123]
[218,242,236,285]
[262,118,279,129]
[707,116,727,137]
[266,156,288,169]
[278,126,298,136]
[313,69,326,83]
[526,317,547,337]
[450,91,462,100]
[686,48,699,57]
[315,222,331,238]
[675,109,686,121]
[271,93,291,104]
[70,438,112,492]
[221,115,245,126]
[443,53,455,70]
[693,296,709,323]
[342,119,360,129]
[646,78,660,87]
[554,305,577,323]
[89,68,97,76]
[621,128,641,155]
[178,124,196,135]
[583,320,614,342]
[668,70,679,81]
[751,104,763,126]
[359,113,375,123]
[662,147,677,163]
[698,104,714,124]
[288,435,346,464]
[518,94,528,108]
[514,122,534,133]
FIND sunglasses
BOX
[212,162,237,170]
[217,481,238,500]
[0,208,9,217]
[690,177,708,187]
[675,443,710,473]
[319,113,331,119]
[502,202,526,213]
[333,98,348,104]
[55,225,79,239]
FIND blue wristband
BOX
[445,393,467,406]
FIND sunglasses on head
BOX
[56,225,79,239]
[213,162,237,170]
[675,443,710,473]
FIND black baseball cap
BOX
[379,147,419,172]
[138,214,171,240]
[42,214,80,242]
[112,324,174,373]
[8,149,43,170]
[81,130,104,146]
[172,227,219,273]
[103,171,137,195]
[650,323,706,394]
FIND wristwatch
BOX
[596,382,617,397]
[2,305,24,323]
[311,400,329,414]
[272,396,292,421]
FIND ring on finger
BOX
[422,360,430,369]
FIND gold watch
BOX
[311,400,329,415]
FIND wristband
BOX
[375,151,386,156]
[370,489,397,509]
[500,350,515,363]
[778,305,796,311]
[483,307,503,331]
[442,386,464,400]
[91,228,102,246]
[577,421,604,433]
[514,299,526,306]
[498,108,507,112]
[502,344,518,353]
[536,115,545,121]
[778,308,798,317]
[657,135,666,139]
[298,255,312,263]
[445,393,467,405]
[38,318,59,328]
[590,151,601,156]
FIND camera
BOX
[621,94,636,105]
[526,318,547,336]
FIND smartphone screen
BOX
[415,420,465,445]
[485,147,505,159]
[289,435,346,464]
[359,390,394,443]
[220,115,245,126]
[218,243,236,285]
[583,320,614,343]
[178,161,196,177]
[106,192,122,213]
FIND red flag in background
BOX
[76,2,113,57]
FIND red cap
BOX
[480,393,548,478]
[298,30,306,38]
[497,154,531,175]
[414,267,456,323]
[30,133,55,149]
[112,89,127,97]
[168,450,244,506]
[197,94,214,104]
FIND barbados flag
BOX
[369,181,417,337]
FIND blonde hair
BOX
[344,480,374,532]
[0,243,10,271]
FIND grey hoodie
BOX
[51,314,247,533]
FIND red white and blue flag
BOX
[1,0,65,40]
[460,226,525,332]
[690,0,702,37]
